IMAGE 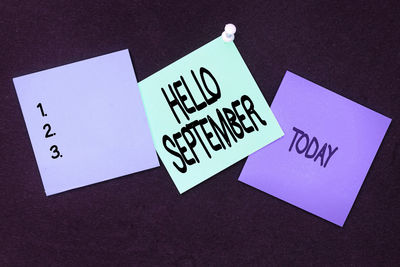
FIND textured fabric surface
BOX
[0,1,399,266]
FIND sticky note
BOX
[139,37,283,193]
[239,71,391,226]
[13,50,159,195]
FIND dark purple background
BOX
[1,1,399,266]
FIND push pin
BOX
[221,23,236,42]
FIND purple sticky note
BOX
[239,71,391,226]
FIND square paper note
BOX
[13,50,159,195]
[239,71,391,226]
[139,37,283,193]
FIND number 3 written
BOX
[50,145,62,159]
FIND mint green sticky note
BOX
[139,37,284,193]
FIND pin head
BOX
[222,23,236,42]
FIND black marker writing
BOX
[37,102,63,159]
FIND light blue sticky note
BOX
[13,50,159,195]
[139,37,284,193]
